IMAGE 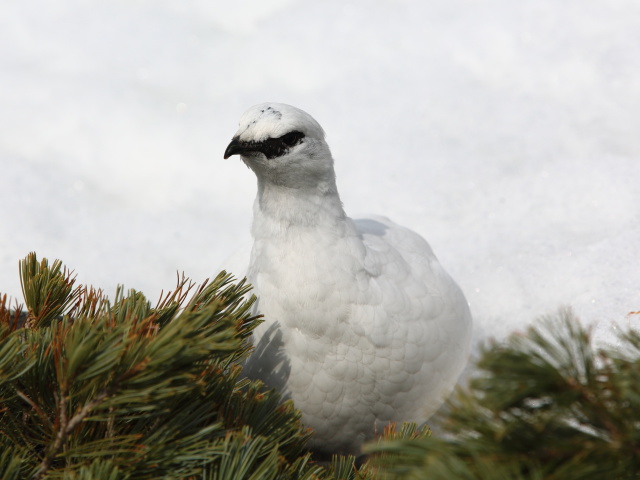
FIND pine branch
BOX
[19,253,82,328]
[0,293,25,331]
[367,308,640,479]
[33,386,118,480]
[2,253,326,479]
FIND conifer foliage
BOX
[368,309,640,479]
[0,253,321,479]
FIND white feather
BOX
[222,103,473,455]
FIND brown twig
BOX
[15,389,53,432]
[32,389,112,480]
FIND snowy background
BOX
[1,0,639,350]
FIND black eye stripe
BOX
[280,131,305,147]
[259,131,306,159]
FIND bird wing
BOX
[347,215,472,418]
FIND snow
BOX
[1,0,639,352]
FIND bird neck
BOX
[251,177,347,237]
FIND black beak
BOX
[223,137,246,159]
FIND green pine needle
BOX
[368,308,640,479]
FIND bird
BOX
[222,103,472,455]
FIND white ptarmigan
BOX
[223,103,472,455]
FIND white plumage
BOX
[223,103,472,455]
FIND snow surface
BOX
[1,0,639,352]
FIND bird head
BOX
[224,103,336,190]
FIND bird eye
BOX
[280,131,305,147]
